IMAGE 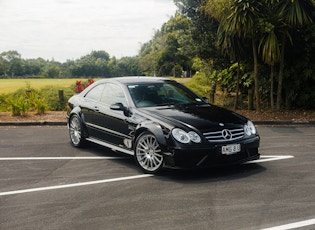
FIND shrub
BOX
[6,85,49,116]
[9,95,29,116]
[184,72,211,98]
[40,85,75,111]
[4,85,75,114]
[28,92,49,115]
[75,79,95,93]
[0,94,9,112]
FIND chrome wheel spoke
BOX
[136,133,163,172]
[69,116,82,145]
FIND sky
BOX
[0,0,177,62]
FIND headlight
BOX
[244,120,256,136]
[188,131,201,143]
[172,128,201,143]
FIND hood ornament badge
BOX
[219,123,224,127]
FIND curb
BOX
[0,121,67,126]
[0,121,315,126]
[254,120,315,126]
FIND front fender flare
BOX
[134,121,169,151]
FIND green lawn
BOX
[0,77,192,94]
[0,78,90,94]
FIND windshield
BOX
[128,81,205,108]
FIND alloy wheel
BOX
[135,132,163,173]
[69,115,84,147]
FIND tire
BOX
[68,114,86,147]
[134,132,164,174]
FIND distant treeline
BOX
[0,50,142,78]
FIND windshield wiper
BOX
[156,102,176,106]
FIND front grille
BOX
[203,128,244,143]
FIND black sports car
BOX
[67,76,260,173]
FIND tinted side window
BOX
[84,84,104,101]
[101,83,127,106]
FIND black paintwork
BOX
[67,76,260,169]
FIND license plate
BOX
[221,144,241,155]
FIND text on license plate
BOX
[221,144,241,155]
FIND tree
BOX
[257,1,281,111]
[114,56,141,77]
[139,37,162,76]
[42,65,61,78]
[139,14,196,77]
[90,50,110,61]
[205,0,247,109]
[275,0,315,110]
[70,51,110,77]
[175,0,221,61]
[24,58,43,76]
[0,50,23,77]
[283,21,315,109]
[224,0,263,111]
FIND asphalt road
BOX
[0,125,314,230]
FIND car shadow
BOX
[155,163,266,183]
[81,143,266,183]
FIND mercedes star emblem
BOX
[222,129,232,140]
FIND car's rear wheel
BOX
[135,132,164,174]
[69,114,86,147]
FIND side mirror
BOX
[110,103,124,111]
[110,103,131,117]
[202,97,209,103]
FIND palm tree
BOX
[217,24,246,110]
[259,30,281,110]
[258,0,281,111]
[275,0,314,110]
[225,0,263,111]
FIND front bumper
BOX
[163,136,260,169]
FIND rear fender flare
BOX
[69,107,88,138]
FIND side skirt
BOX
[86,137,134,156]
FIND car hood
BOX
[139,104,247,131]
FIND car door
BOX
[93,83,132,149]
[80,83,105,139]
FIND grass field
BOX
[0,78,91,94]
[0,77,191,94]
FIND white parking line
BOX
[245,155,294,164]
[0,174,153,197]
[261,218,315,230]
[0,154,294,197]
[0,155,293,162]
[0,156,128,160]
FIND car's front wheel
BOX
[69,114,86,147]
[135,132,164,174]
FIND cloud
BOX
[0,0,177,61]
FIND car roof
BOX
[97,76,175,85]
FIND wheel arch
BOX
[134,121,169,151]
[68,107,89,139]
